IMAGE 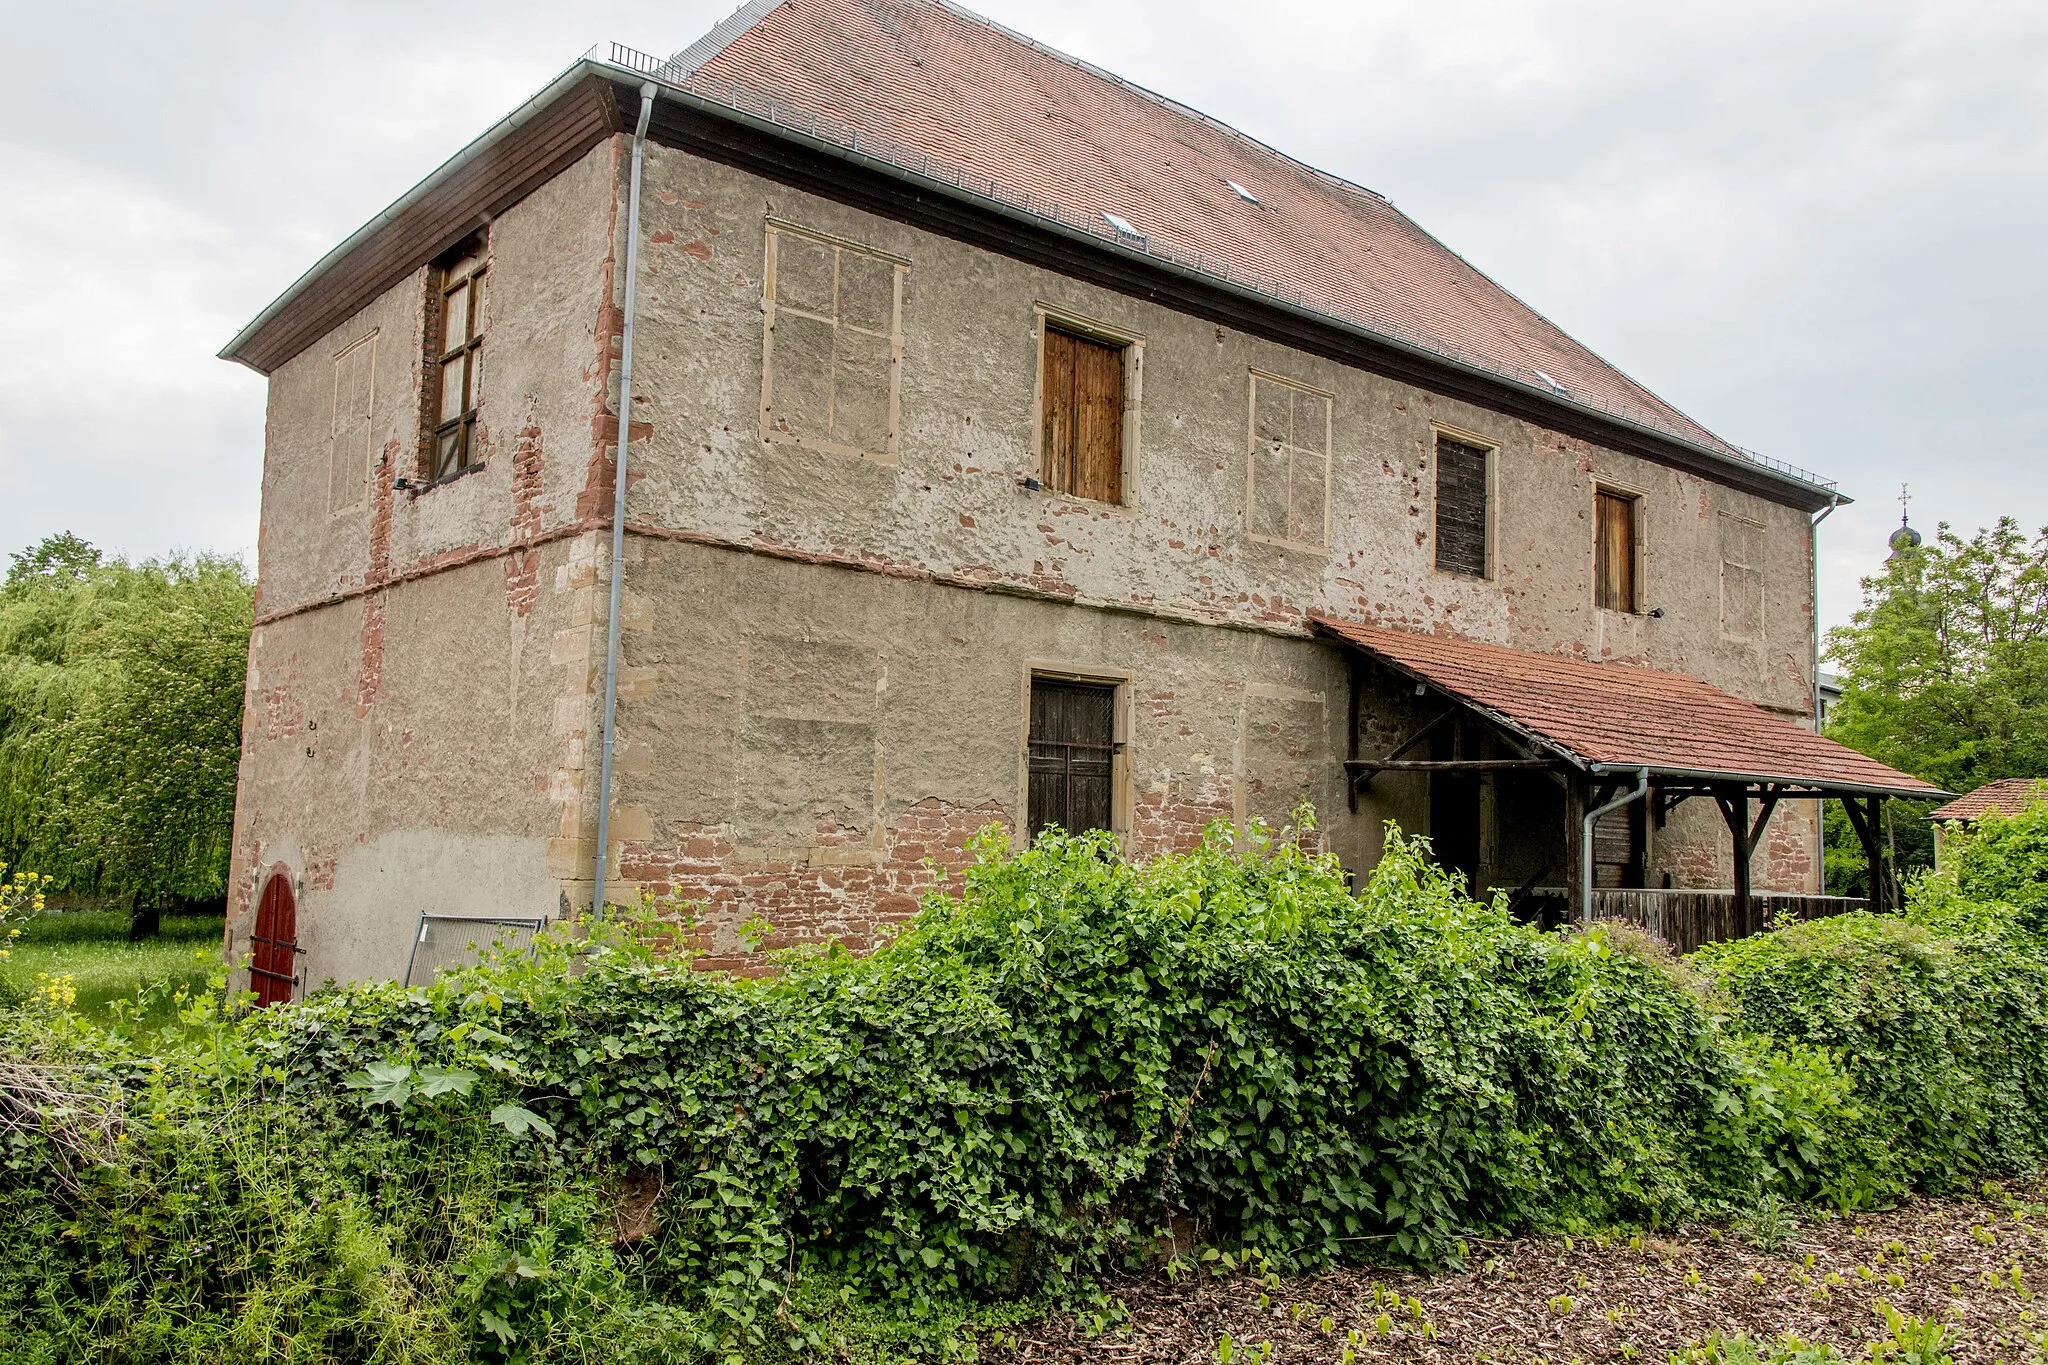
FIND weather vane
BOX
[1899,483,1911,528]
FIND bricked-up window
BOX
[1028,678,1116,839]
[1594,488,1639,612]
[425,238,486,481]
[760,221,907,462]
[1041,328,1126,503]
[1433,435,1490,577]
[328,332,376,514]
[1720,512,1765,640]
[1247,371,1332,547]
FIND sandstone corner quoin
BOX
[215,0,1942,995]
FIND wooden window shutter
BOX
[1595,489,1637,612]
[1028,678,1117,839]
[1434,437,1489,577]
[1042,328,1124,503]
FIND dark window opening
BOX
[1595,488,1638,612]
[1434,436,1489,577]
[1028,678,1116,839]
[1041,327,1125,503]
[424,236,487,482]
[1592,800,1646,888]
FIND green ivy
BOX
[5,817,2048,1361]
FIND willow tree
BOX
[0,534,254,922]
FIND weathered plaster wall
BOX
[603,536,1365,958]
[620,144,1820,717]
[234,118,1827,990]
[600,141,1822,902]
[227,138,626,990]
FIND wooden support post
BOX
[1564,777,1587,929]
[1841,795,1892,913]
[1718,788,1752,929]
[1716,787,1781,934]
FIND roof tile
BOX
[1928,778,2048,823]
[1310,615,1944,797]
[687,0,1743,458]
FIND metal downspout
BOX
[1581,767,1651,925]
[592,83,658,914]
[1809,493,1841,888]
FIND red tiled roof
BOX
[1310,615,1945,797]
[1929,778,2048,823]
[682,0,1747,463]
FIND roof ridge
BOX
[668,0,792,75]
[924,0,1393,207]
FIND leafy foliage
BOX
[3,818,2047,1361]
[0,532,253,904]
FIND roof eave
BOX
[217,56,611,371]
[605,61,1842,512]
[220,50,1846,513]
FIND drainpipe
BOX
[1581,766,1651,925]
[591,82,659,915]
[1809,493,1841,890]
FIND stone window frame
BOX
[1244,368,1335,552]
[758,218,909,465]
[1029,304,1144,510]
[327,329,377,517]
[1016,660,1133,848]
[1591,479,1648,615]
[1428,421,1499,581]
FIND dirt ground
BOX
[997,1188,2048,1363]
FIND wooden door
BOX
[249,872,298,1007]
[1028,679,1116,839]
[1042,328,1124,503]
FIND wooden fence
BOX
[1587,889,1869,955]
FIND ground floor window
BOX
[1027,677,1116,839]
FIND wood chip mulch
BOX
[994,1187,2048,1363]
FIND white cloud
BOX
[1,0,2043,633]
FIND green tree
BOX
[0,533,254,919]
[1822,516,2048,892]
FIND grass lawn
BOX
[0,910,224,1025]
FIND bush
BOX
[2,817,2045,1361]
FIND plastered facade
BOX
[228,130,1822,990]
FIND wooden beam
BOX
[1346,759,1560,773]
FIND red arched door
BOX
[250,871,298,1007]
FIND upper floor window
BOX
[1594,487,1640,612]
[1247,370,1332,549]
[426,237,486,481]
[1433,434,1491,578]
[760,220,907,462]
[1040,327,1126,503]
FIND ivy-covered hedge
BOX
[5,820,2048,1363]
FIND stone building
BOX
[218,0,1938,997]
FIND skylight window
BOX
[1102,211,1145,240]
[1225,179,1262,206]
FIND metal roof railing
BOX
[601,42,1837,498]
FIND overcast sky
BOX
[3,0,2042,632]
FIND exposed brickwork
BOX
[506,421,545,616]
[356,440,398,718]
[618,798,1010,963]
[1130,791,1236,859]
